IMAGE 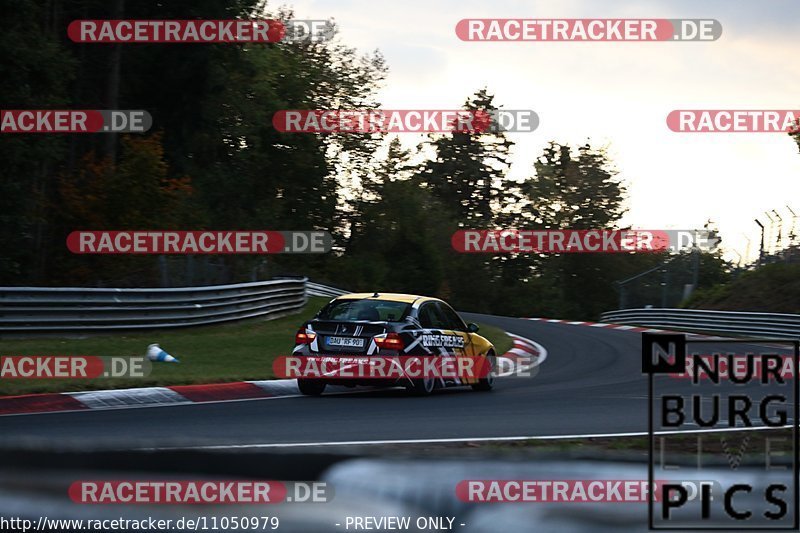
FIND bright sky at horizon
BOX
[287,0,800,264]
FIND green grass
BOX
[475,321,513,355]
[0,297,511,396]
[685,263,800,313]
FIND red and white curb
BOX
[525,318,726,340]
[0,332,545,416]
[0,381,296,416]
[497,333,547,377]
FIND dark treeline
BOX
[0,0,729,319]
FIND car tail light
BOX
[375,332,404,351]
[295,329,316,345]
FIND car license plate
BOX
[327,336,365,348]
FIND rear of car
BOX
[292,293,496,395]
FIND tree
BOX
[418,89,516,227]
[522,142,626,229]
[0,0,390,286]
[0,0,75,283]
[345,137,413,244]
[53,134,193,285]
[520,142,630,319]
[331,136,447,294]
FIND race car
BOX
[292,292,497,396]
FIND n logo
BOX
[642,333,686,374]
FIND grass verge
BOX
[476,321,513,355]
[0,297,512,396]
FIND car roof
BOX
[334,293,438,305]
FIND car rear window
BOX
[317,299,411,322]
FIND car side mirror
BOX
[467,323,479,333]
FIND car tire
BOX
[409,377,436,396]
[471,352,496,392]
[298,379,326,396]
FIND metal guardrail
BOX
[600,308,800,338]
[0,278,307,333]
[306,281,349,298]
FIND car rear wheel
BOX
[297,379,326,396]
[409,376,436,396]
[471,352,496,392]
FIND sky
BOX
[285,0,800,263]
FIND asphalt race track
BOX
[0,314,793,450]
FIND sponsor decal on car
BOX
[421,334,465,348]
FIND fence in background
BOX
[600,308,800,338]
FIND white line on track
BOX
[150,424,797,450]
